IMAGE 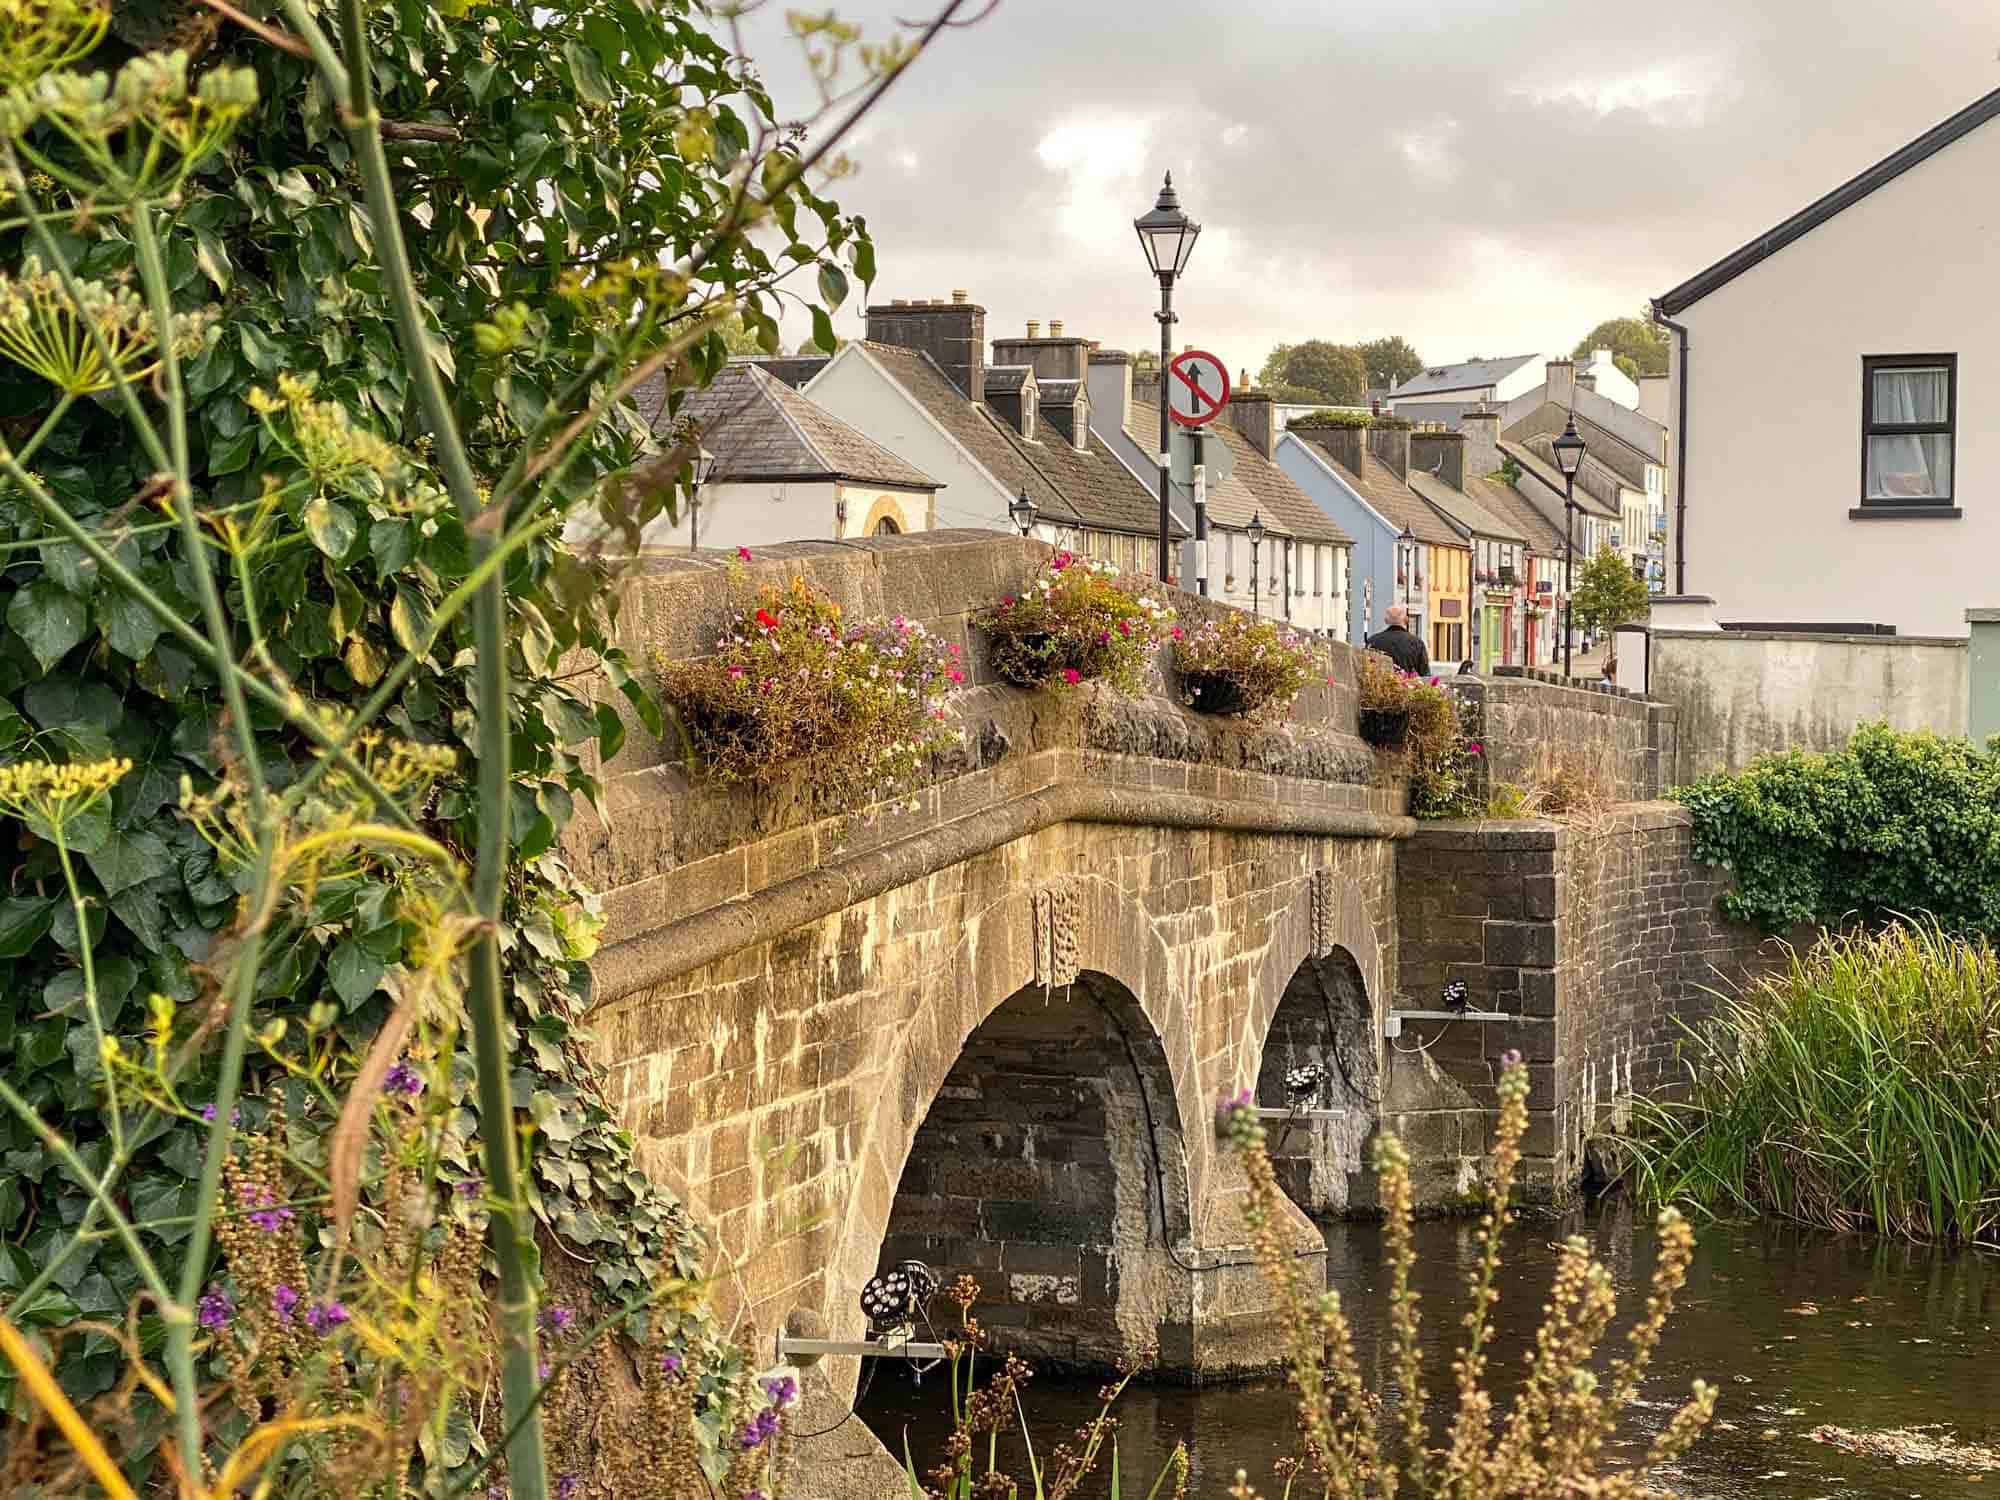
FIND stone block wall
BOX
[1462,669,1678,804]
[1392,803,1778,1198]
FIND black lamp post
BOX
[1134,172,1200,584]
[688,447,718,553]
[1009,487,1038,538]
[1396,524,1416,614]
[1550,414,1587,677]
[1247,511,1266,616]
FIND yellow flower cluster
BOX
[0,255,213,396]
[249,374,403,484]
[0,0,108,92]
[0,755,132,825]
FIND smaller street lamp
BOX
[1247,511,1266,616]
[1550,415,1587,677]
[1396,524,1416,612]
[1009,487,1038,538]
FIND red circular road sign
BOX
[1166,349,1230,427]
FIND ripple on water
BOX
[858,1198,2000,1500]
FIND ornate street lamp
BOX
[1396,524,1416,612]
[1134,172,1200,584]
[1550,415,1587,677]
[1247,511,1266,616]
[1009,487,1038,538]
[688,447,718,553]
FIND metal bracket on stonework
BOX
[1033,876,1082,988]
[776,1328,950,1366]
[1251,1106,1347,1122]
[1383,1009,1514,1040]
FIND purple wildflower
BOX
[539,1303,576,1336]
[383,1062,423,1097]
[1500,1048,1523,1069]
[739,1408,781,1450]
[196,1283,233,1330]
[272,1284,299,1323]
[199,1104,240,1124]
[239,1181,294,1233]
[303,1299,349,1336]
[1215,1086,1253,1119]
[538,1361,552,1382]
[455,1176,483,1198]
[661,1354,683,1375]
[761,1374,799,1410]
[556,1477,579,1500]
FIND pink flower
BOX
[1118,620,1132,636]
[948,642,962,657]
[1061,668,1082,685]
[1466,742,1483,755]
[737,546,753,562]
[727,665,745,679]
[1428,676,1439,686]
[1052,550,1074,571]
[1170,626,1184,641]
[947,669,964,684]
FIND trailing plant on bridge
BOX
[1405,677,1482,819]
[0,0,972,1493]
[1171,611,1325,721]
[979,550,1176,695]
[660,567,963,804]
[1222,1055,1716,1498]
[1622,920,2000,1248]
[1675,724,2000,934]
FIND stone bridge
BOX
[565,532,1771,1391]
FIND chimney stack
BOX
[1545,358,1576,408]
[1368,423,1411,481]
[1226,388,1277,458]
[1410,428,1466,491]
[1086,346,1133,433]
[1576,372,1598,394]
[866,294,987,403]
[1026,320,1040,338]
[1050,319,1064,337]
[1461,406,1502,480]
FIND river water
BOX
[860,1200,2000,1498]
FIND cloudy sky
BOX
[736,0,1999,377]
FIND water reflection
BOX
[859,1200,2000,1498]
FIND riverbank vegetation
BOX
[1676,725,2000,935]
[1623,922,2000,1248]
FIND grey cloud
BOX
[739,0,2000,365]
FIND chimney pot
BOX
[951,289,968,304]
[1050,319,1064,337]
[1026,320,1040,338]
[891,298,909,307]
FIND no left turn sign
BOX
[1167,349,1230,428]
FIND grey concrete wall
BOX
[1459,670,1678,803]
[1650,628,1969,782]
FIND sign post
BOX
[1167,350,1230,595]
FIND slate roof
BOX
[1499,439,1620,522]
[1654,85,2000,316]
[858,342,1179,538]
[1408,470,1527,545]
[1461,468,1566,555]
[1504,400,1657,491]
[1291,434,1461,549]
[740,355,830,390]
[1391,354,1541,400]
[660,362,939,489]
[1126,407,1351,546]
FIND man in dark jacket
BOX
[1366,604,1430,676]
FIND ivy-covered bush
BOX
[660,568,962,804]
[1406,676,1483,819]
[0,0,887,1488]
[1676,724,2000,934]
[978,550,1175,694]
[1171,611,1323,720]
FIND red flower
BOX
[1052,550,1074,571]
[737,546,753,562]
[1061,668,1082,685]
[1119,620,1132,636]
[1170,626,1184,641]
[755,609,780,630]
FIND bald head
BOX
[1384,604,1410,629]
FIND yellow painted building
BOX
[1424,541,1472,668]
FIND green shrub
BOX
[1624,922,2000,1247]
[1675,724,2000,934]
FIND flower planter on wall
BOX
[1180,670,1254,717]
[1358,707,1411,749]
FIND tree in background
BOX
[1257,339,1367,405]
[1356,335,1425,391]
[1571,545,1651,639]
[1573,312,1670,382]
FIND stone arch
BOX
[1254,948,1379,1218]
[1238,864,1387,1077]
[828,873,1206,1363]
[860,494,910,537]
[875,969,1193,1369]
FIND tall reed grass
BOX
[1625,921,2000,1246]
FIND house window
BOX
[1862,355,1955,505]
[1072,395,1091,453]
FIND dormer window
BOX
[1072,392,1091,452]
[1021,378,1038,442]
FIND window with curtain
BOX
[1863,355,1955,504]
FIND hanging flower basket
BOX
[1358,707,1411,748]
[979,552,1176,695]
[1172,614,1325,721]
